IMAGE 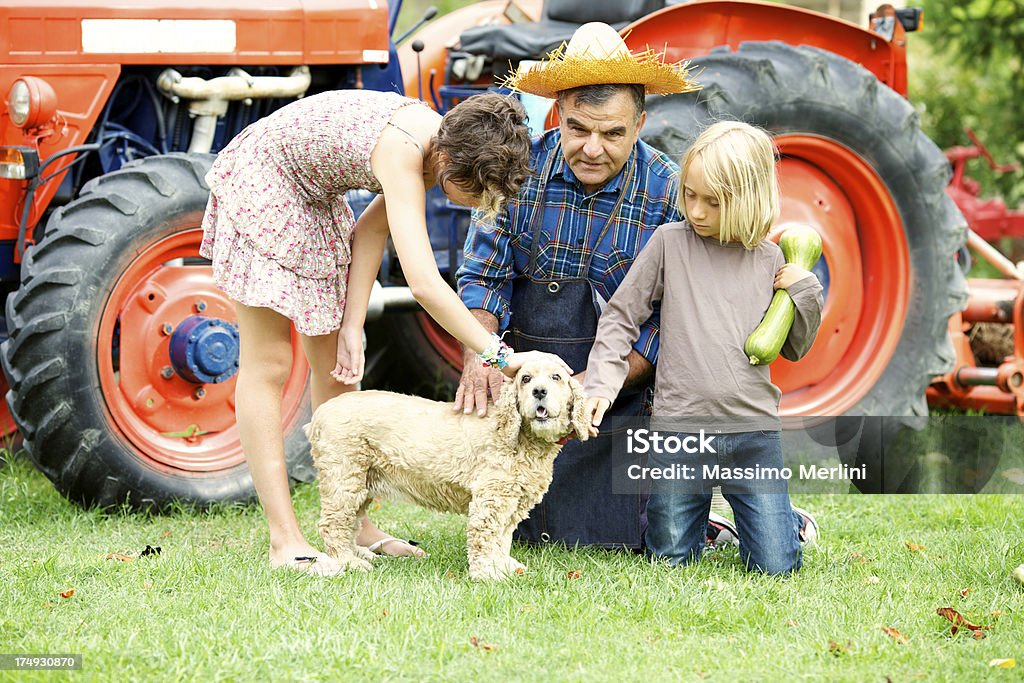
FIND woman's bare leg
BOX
[300,330,426,557]
[234,302,340,575]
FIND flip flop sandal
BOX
[366,537,428,558]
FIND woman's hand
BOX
[774,263,812,291]
[501,350,573,378]
[331,325,365,385]
[584,396,611,438]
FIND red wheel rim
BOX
[97,228,309,473]
[772,135,909,416]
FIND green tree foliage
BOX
[912,0,1024,207]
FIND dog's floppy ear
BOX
[494,378,522,444]
[568,376,591,442]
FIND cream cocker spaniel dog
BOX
[307,360,590,581]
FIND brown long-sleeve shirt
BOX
[584,221,823,430]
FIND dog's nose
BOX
[532,387,547,399]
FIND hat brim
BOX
[504,48,702,99]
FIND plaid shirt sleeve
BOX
[457,206,516,329]
[633,305,661,366]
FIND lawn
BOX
[1,451,1022,682]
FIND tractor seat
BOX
[458,0,664,62]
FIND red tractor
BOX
[0,0,1019,506]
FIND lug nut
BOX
[160,366,174,380]
[194,300,207,312]
[160,323,173,336]
[193,387,206,400]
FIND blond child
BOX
[583,121,823,573]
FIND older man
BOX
[454,22,723,548]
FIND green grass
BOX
[1,452,1022,682]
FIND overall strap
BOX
[526,150,637,278]
[526,149,558,271]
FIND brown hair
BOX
[434,93,532,220]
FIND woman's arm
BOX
[340,194,389,333]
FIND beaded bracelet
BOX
[479,334,513,369]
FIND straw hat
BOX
[503,22,701,99]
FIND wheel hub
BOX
[169,316,240,384]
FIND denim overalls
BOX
[510,153,650,549]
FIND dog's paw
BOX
[335,554,373,573]
[354,545,376,563]
[504,556,527,575]
[469,556,524,581]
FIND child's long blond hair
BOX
[678,121,780,249]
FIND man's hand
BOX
[454,347,504,417]
[584,396,611,438]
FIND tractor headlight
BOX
[7,77,57,129]
[8,79,31,126]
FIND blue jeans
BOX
[645,430,803,575]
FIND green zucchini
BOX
[744,225,823,365]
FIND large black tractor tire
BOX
[641,42,972,492]
[371,311,462,398]
[1,153,314,511]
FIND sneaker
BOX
[792,506,819,549]
[706,511,740,548]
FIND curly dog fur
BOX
[307,361,590,580]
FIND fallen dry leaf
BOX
[785,619,798,627]
[827,640,851,656]
[905,542,926,553]
[989,659,1016,669]
[936,607,990,637]
[42,602,54,608]
[566,570,582,580]
[850,552,873,564]
[160,530,173,538]
[959,588,972,598]
[882,626,908,644]
[866,576,881,585]
[381,608,389,617]
[514,567,525,576]
[105,552,134,562]
[59,588,75,599]
[990,611,1005,618]
[469,636,497,652]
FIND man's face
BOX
[557,89,645,194]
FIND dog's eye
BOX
[551,373,561,382]
[521,374,532,384]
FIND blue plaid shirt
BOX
[457,129,681,364]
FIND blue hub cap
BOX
[169,316,240,384]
